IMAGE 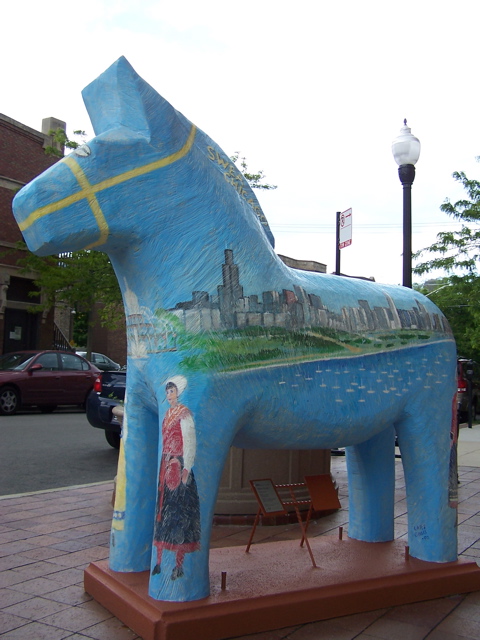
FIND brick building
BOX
[0,114,68,354]
[0,113,128,363]
[86,303,126,366]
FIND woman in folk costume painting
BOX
[152,375,201,580]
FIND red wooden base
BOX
[84,537,480,640]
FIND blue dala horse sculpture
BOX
[13,57,458,602]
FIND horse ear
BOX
[82,57,184,148]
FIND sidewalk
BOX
[457,421,480,467]
[1,425,480,640]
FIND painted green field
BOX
[176,325,439,372]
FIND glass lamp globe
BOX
[392,120,421,166]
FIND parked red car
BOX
[457,357,480,422]
[0,350,100,416]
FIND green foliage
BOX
[44,129,87,158]
[417,277,480,362]
[72,311,89,347]
[177,325,440,373]
[414,157,480,275]
[231,152,277,191]
[413,156,480,360]
[180,326,344,372]
[15,246,123,329]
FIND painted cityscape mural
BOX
[13,57,458,603]
[126,247,451,372]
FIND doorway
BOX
[3,308,38,353]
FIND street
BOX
[0,409,119,496]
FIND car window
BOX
[60,353,89,371]
[95,355,107,364]
[0,353,36,370]
[36,353,60,371]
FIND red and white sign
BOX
[339,208,352,249]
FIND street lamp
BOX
[392,120,421,288]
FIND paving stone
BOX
[2,455,480,640]
[0,620,72,639]
[2,595,70,621]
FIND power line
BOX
[272,230,450,235]
[271,221,461,230]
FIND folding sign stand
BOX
[246,476,340,568]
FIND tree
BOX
[44,128,87,158]
[16,248,123,348]
[231,152,277,191]
[414,156,480,362]
[414,158,480,275]
[416,277,480,362]
[414,158,480,360]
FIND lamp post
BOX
[392,120,421,288]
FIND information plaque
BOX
[247,477,317,566]
[250,479,286,516]
[304,474,341,510]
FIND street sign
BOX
[339,208,352,249]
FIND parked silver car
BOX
[77,351,121,372]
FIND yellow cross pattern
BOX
[18,124,198,249]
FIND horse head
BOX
[13,57,274,261]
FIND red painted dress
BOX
[153,403,201,554]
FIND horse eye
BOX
[74,144,91,157]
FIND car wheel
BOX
[0,386,20,416]
[39,405,57,413]
[105,430,121,449]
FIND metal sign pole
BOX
[335,211,341,275]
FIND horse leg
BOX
[346,426,395,542]
[396,397,457,562]
[109,380,159,572]
[148,418,233,602]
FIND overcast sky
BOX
[4,0,480,285]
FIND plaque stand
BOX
[246,475,341,567]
